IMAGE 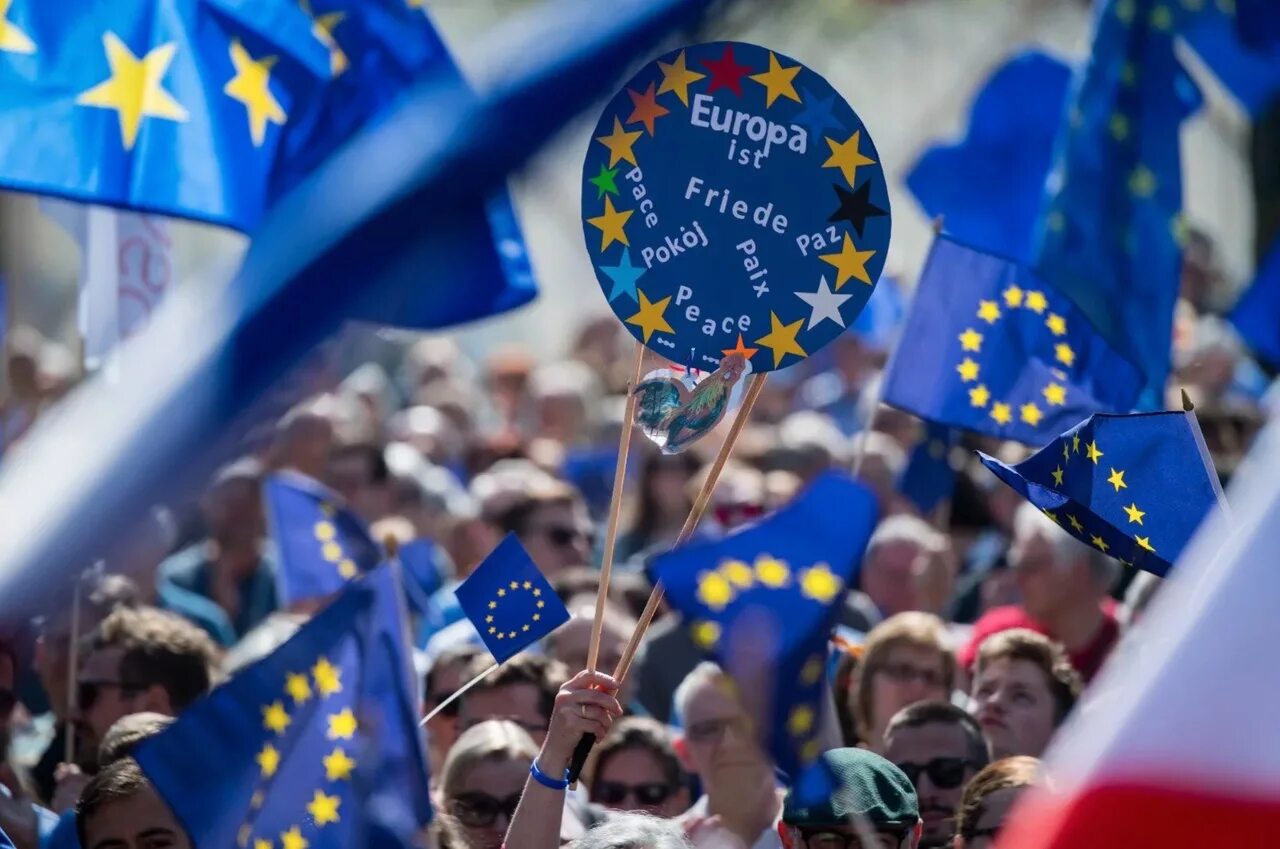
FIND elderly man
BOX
[856,515,950,626]
[959,504,1120,683]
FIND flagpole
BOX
[585,343,646,674]
[64,573,81,764]
[419,662,500,726]
[1180,389,1230,512]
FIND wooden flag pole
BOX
[419,662,500,726]
[585,343,646,674]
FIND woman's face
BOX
[971,658,1057,759]
[866,644,949,750]
[591,746,686,817]
[447,757,528,849]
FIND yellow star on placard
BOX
[1123,502,1145,525]
[1002,285,1024,308]
[1135,535,1155,553]
[262,701,291,734]
[224,41,286,147]
[969,384,990,408]
[307,789,341,827]
[256,743,281,778]
[749,52,802,107]
[798,563,842,604]
[625,289,674,343]
[312,656,342,697]
[819,233,875,290]
[656,50,705,107]
[1046,314,1067,336]
[76,33,190,151]
[1090,534,1110,553]
[1107,467,1126,491]
[1086,441,1104,464]
[1051,465,1064,487]
[280,826,308,849]
[990,402,1012,425]
[587,196,633,251]
[1024,291,1048,313]
[956,358,980,382]
[1055,343,1076,368]
[1068,514,1084,533]
[285,672,312,705]
[324,747,356,782]
[823,130,876,187]
[0,0,35,54]
[755,555,791,588]
[1043,383,1067,406]
[958,328,983,352]
[327,708,358,741]
[755,312,808,367]
[300,0,347,76]
[595,116,642,167]
[977,300,1002,324]
[696,571,734,611]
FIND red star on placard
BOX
[626,82,670,135]
[701,45,752,96]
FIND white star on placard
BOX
[794,276,852,329]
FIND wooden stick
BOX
[850,386,885,478]
[64,576,81,764]
[586,343,646,673]
[612,373,768,686]
[418,662,500,726]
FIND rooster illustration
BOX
[632,353,748,453]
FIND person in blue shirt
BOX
[155,458,278,646]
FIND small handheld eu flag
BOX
[134,564,432,849]
[650,472,879,803]
[978,410,1224,576]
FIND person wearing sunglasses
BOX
[588,717,689,818]
[422,644,483,780]
[882,702,990,849]
[497,481,594,578]
[951,756,1040,849]
[438,720,550,849]
[777,748,922,849]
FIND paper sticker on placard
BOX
[582,41,891,373]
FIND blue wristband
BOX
[529,759,570,790]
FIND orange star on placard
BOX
[626,82,669,136]
[721,333,758,360]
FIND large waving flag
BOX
[907,50,1073,263]
[978,410,1222,577]
[995,421,1274,849]
[881,235,1143,445]
[135,563,432,848]
[651,472,879,802]
[1033,0,1207,406]
[0,0,535,328]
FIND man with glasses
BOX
[456,654,568,745]
[881,702,990,849]
[496,480,594,578]
[778,748,922,849]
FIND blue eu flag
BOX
[907,50,1073,264]
[0,0,535,329]
[881,235,1143,445]
[899,422,957,515]
[978,411,1223,577]
[265,474,382,606]
[394,538,444,618]
[1230,240,1280,371]
[135,564,432,849]
[454,534,571,664]
[650,472,879,803]
[1034,0,1207,405]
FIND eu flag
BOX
[881,235,1143,445]
[907,50,1073,264]
[134,564,432,848]
[899,422,957,515]
[454,534,570,664]
[978,411,1223,577]
[1034,0,1207,405]
[265,473,382,606]
[650,472,878,802]
[394,538,444,618]
[0,0,535,329]
[1230,240,1280,371]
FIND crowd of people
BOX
[0,225,1268,849]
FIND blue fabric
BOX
[453,534,570,664]
[649,472,878,804]
[39,811,75,849]
[395,539,444,617]
[155,543,279,645]
[1230,240,1280,370]
[1236,0,1280,52]
[899,422,957,514]
[1185,8,1280,117]
[881,235,1143,444]
[135,564,432,846]
[978,411,1221,577]
[907,50,1073,263]
[1034,0,1206,406]
[264,474,381,605]
[415,581,464,649]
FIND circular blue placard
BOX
[582,41,891,373]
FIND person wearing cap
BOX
[778,748,922,849]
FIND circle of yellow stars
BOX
[485,579,547,642]
[244,654,358,849]
[955,283,1073,430]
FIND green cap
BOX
[782,748,919,830]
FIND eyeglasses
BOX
[77,679,145,712]
[535,525,595,550]
[876,661,944,689]
[893,756,978,790]
[796,826,906,849]
[684,714,752,745]
[448,792,521,828]
[592,781,676,808]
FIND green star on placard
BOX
[588,164,620,199]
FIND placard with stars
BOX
[581,40,891,373]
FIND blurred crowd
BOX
[0,225,1270,849]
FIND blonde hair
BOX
[440,719,539,799]
[954,756,1041,840]
[854,612,955,741]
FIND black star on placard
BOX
[828,180,887,237]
